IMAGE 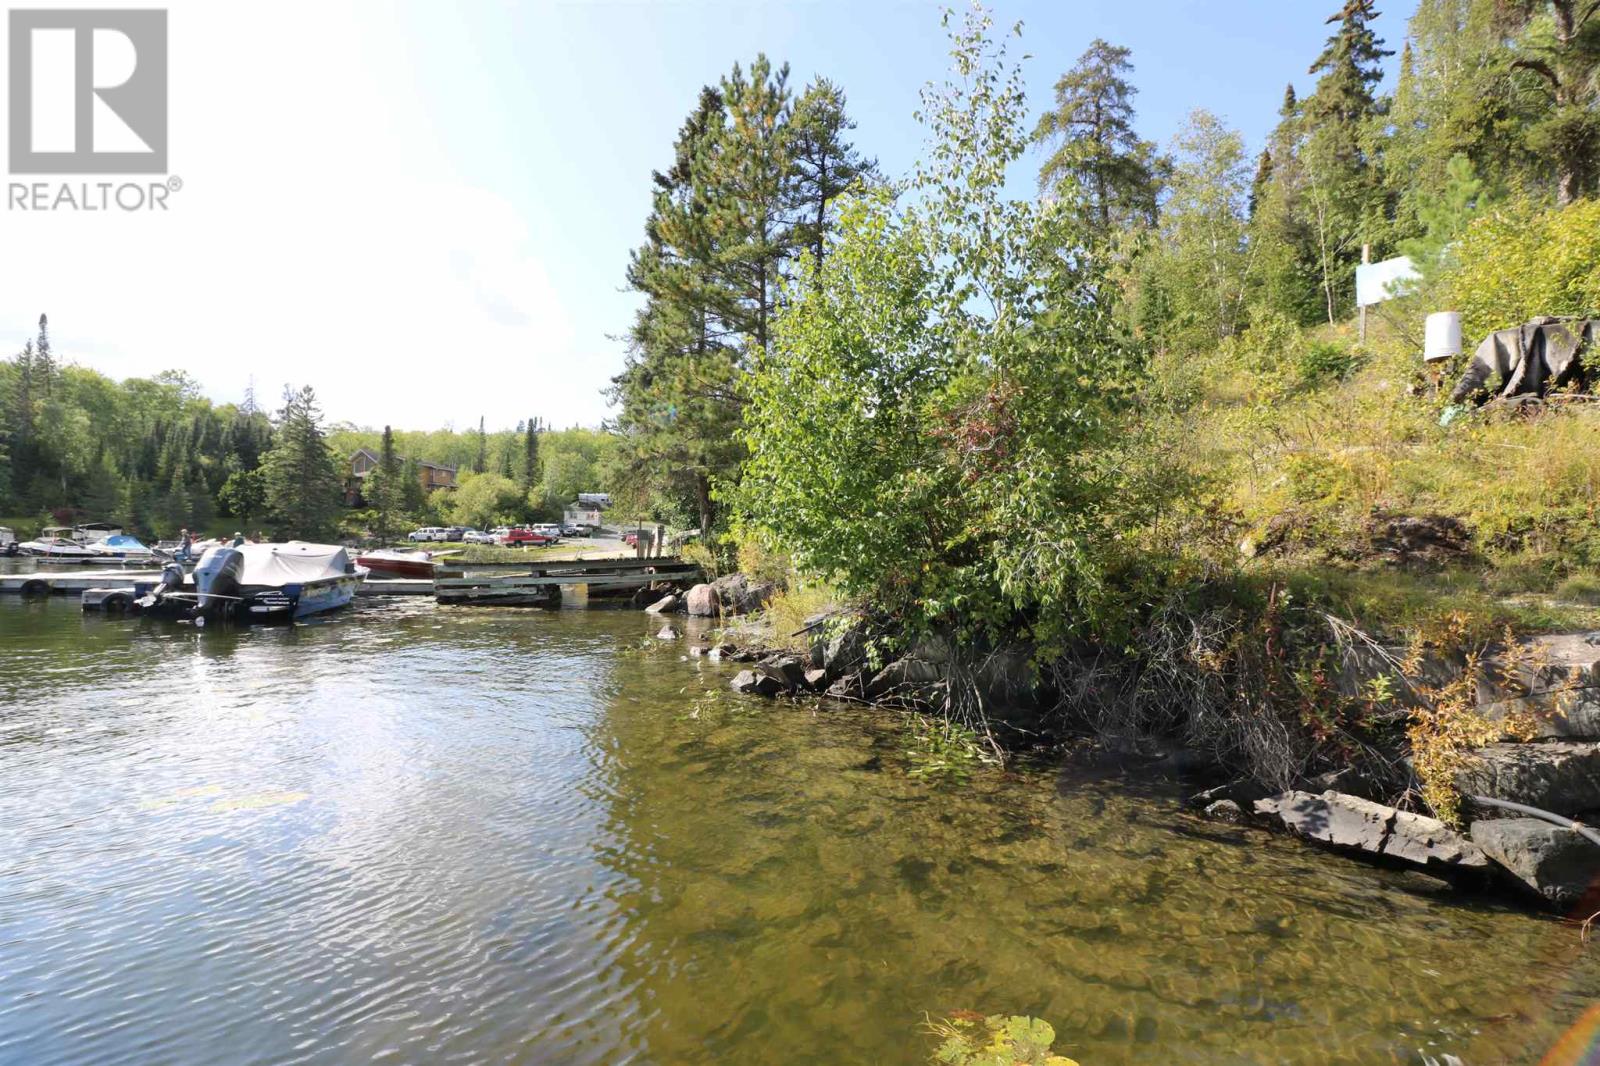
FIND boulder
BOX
[706,643,737,662]
[1252,790,1488,871]
[1471,818,1600,910]
[865,657,944,707]
[819,624,867,677]
[655,625,679,640]
[730,669,785,697]
[1453,742,1600,816]
[710,573,775,616]
[688,645,708,657]
[644,593,680,615]
[802,667,829,691]
[762,656,808,691]
[684,584,719,617]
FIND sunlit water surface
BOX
[1,587,1598,1065]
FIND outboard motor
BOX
[192,546,245,620]
[135,560,190,613]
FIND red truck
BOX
[497,526,557,547]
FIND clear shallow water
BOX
[1,593,1598,1065]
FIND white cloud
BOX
[0,0,590,431]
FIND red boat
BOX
[354,549,438,578]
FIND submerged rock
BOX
[1252,790,1487,871]
[644,593,680,615]
[1470,817,1600,910]
[1453,742,1600,816]
[656,624,679,640]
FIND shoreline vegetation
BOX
[4,0,1600,931]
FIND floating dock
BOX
[435,557,700,607]
[0,570,434,597]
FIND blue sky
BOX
[1,0,1418,430]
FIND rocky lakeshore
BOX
[639,573,1600,919]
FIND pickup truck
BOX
[498,527,557,547]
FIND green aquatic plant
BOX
[926,1013,1079,1066]
[904,716,999,782]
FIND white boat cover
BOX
[233,542,355,586]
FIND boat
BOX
[91,534,163,563]
[73,522,123,544]
[137,542,368,623]
[353,548,449,579]
[18,528,103,560]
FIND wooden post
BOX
[1359,244,1371,345]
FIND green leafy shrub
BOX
[1443,198,1600,342]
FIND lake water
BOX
[2,589,1598,1065]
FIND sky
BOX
[0,0,1420,433]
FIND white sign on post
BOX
[1355,255,1420,307]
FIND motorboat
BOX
[137,541,368,623]
[91,534,163,563]
[73,522,123,544]
[18,528,103,560]
[353,548,453,579]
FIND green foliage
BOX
[903,717,997,783]
[739,7,1187,650]
[262,385,343,540]
[1440,196,1600,339]
[1031,38,1162,236]
[448,472,523,530]
[927,1013,1078,1066]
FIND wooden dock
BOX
[434,557,700,607]
[0,570,434,597]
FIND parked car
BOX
[498,526,557,547]
[408,527,449,542]
[531,524,563,540]
[463,529,496,544]
[446,526,472,541]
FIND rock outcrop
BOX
[1452,742,1600,816]
[1252,790,1488,871]
[1471,818,1600,910]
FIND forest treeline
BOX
[0,322,618,539]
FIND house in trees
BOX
[344,448,457,506]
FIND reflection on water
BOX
[0,597,1596,1065]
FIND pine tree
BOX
[473,415,487,474]
[34,314,54,399]
[1300,0,1394,321]
[522,415,541,491]
[788,78,878,268]
[1032,39,1163,235]
[262,385,343,539]
[366,423,404,543]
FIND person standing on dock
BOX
[176,528,192,562]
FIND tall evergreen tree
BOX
[34,314,54,399]
[262,385,342,539]
[473,415,487,474]
[1296,1,1394,321]
[1032,39,1163,235]
[522,415,541,491]
[788,78,878,268]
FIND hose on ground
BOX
[1468,795,1600,850]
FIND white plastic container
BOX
[1424,311,1462,363]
